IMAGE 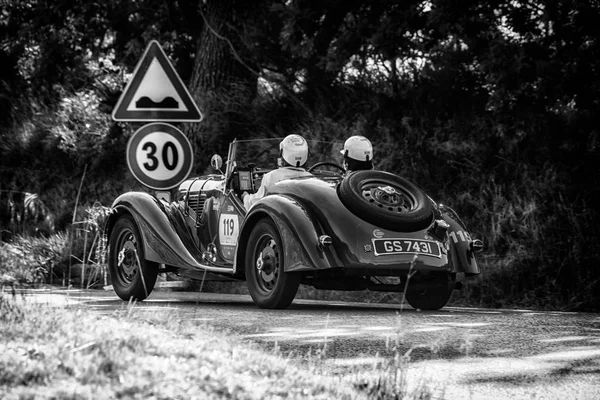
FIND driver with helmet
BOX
[242,134,313,210]
[340,135,374,172]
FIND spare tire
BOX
[338,170,434,232]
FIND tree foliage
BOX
[1,0,599,309]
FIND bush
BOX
[0,233,69,286]
[0,202,112,288]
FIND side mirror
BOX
[210,154,223,171]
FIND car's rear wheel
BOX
[108,214,158,301]
[245,218,300,309]
[338,170,434,231]
[404,273,455,311]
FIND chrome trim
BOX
[471,239,484,253]
[196,264,234,274]
[318,235,333,247]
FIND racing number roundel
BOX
[126,123,193,190]
[219,214,239,246]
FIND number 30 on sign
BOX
[126,122,194,190]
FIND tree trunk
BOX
[186,0,262,160]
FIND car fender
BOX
[442,212,480,275]
[234,194,341,275]
[105,192,218,272]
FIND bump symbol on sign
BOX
[112,40,202,122]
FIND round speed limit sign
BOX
[126,122,194,190]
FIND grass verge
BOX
[0,289,435,400]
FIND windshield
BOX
[229,138,345,171]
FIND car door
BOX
[216,192,247,263]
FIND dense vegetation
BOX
[1,0,598,310]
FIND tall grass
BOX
[0,233,68,287]
[0,203,111,288]
[68,202,112,288]
[0,290,441,399]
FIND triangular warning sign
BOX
[112,40,203,122]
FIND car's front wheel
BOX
[404,273,455,311]
[108,214,159,301]
[245,218,300,309]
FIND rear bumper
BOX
[335,257,452,276]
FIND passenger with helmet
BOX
[242,134,313,210]
[340,135,374,172]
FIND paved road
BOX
[21,288,600,399]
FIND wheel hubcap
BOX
[117,232,138,283]
[361,183,415,212]
[255,238,278,290]
[373,185,404,206]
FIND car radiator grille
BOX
[187,193,206,227]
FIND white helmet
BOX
[340,135,373,162]
[280,134,309,167]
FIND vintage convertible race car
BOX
[105,138,483,310]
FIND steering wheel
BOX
[308,161,345,174]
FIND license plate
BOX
[372,238,441,258]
